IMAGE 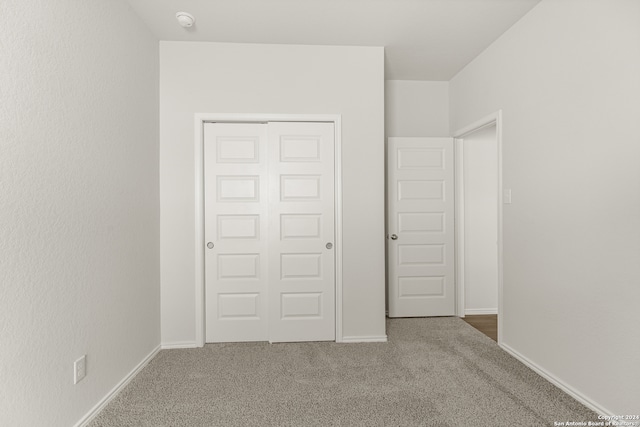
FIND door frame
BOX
[193,113,343,347]
[453,110,504,344]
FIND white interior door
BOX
[387,137,455,317]
[204,123,269,342]
[204,122,335,343]
[267,122,335,342]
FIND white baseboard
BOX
[500,342,613,417]
[465,308,498,315]
[341,335,388,343]
[74,345,160,427]
[161,341,199,349]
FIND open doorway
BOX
[454,112,503,343]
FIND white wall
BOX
[450,0,640,414]
[0,1,160,426]
[463,125,498,314]
[159,42,386,344]
[385,80,449,137]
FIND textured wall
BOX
[159,42,386,344]
[450,0,640,414]
[0,1,160,426]
[385,80,449,137]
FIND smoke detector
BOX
[176,12,195,28]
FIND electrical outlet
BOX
[74,355,86,384]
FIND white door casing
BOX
[453,110,504,343]
[461,126,498,315]
[387,137,455,317]
[204,121,335,343]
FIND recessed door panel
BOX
[398,148,444,169]
[217,176,259,202]
[217,254,259,279]
[398,244,445,266]
[280,214,321,239]
[281,253,322,279]
[398,212,445,233]
[397,180,444,201]
[218,294,260,319]
[281,293,322,319]
[216,137,259,163]
[281,175,321,201]
[398,277,445,297]
[217,215,260,240]
[280,137,321,162]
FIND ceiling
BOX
[127,0,541,81]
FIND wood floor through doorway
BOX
[462,314,497,341]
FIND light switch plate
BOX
[74,355,86,384]
[503,189,512,204]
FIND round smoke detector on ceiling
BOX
[176,12,195,28]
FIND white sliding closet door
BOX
[268,122,335,343]
[204,123,270,342]
[204,122,335,343]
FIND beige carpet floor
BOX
[90,317,598,426]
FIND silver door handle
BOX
[326,242,333,249]
[207,242,214,249]
[389,234,398,240]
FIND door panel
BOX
[205,123,269,342]
[387,137,455,317]
[268,122,335,342]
